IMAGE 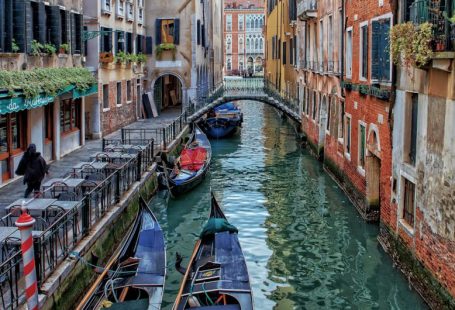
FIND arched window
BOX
[259,38,263,50]
[226,37,231,52]
[246,38,250,52]
[255,18,259,29]
[227,58,232,70]
[239,37,244,52]
[255,38,259,51]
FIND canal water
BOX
[150,101,427,309]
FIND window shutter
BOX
[37,2,46,43]
[76,13,83,54]
[107,28,112,52]
[49,6,61,48]
[380,21,391,81]
[283,42,286,65]
[62,10,71,44]
[0,0,5,52]
[201,24,205,47]
[174,19,180,45]
[155,19,162,45]
[371,21,380,80]
[13,0,28,52]
[362,26,368,78]
[290,39,293,65]
[70,12,76,54]
[145,36,153,54]
[197,19,201,45]
[100,27,104,52]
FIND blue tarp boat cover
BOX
[200,218,238,238]
[215,231,249,284]
[214,102,238,112]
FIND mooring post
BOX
[15,208,39,310]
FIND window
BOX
[103,84,110,109]
[404,93,419,166]
[346,28,353,78]
[44,104,53,142]
[282,42,286,65]
[100,27,113,52]
[238,15,244,31]
[402,178,415,227]
[328,16,333,69]
[226,57,232,70]
[127,2,134,20]
[60,99,80,134]
[226,14,232,32]
[156,19,179,45]
[345,116,351,155]
[359,123,366,169]
[312,92,317,120]
[117,82,122,106]
[0,112,27,181]
[102,0,112,13]
[371,18,391,81]
[226,36,232,54]
[319,19,323,70]
[127,80,132,102]
[116,0,124,17]
[239,56,244,71]
[327,97,332,131]
[138,7,144,23]
[338,101,345,139]
[115,31,125,53]
[239,36,244,53]
[290,39,293,65]
[360,24,368,80]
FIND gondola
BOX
[168,124,212,196]
[173,193,254,310]
[77,197,166,310]
[200,103,243,139]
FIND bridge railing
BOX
[264,79,302,117]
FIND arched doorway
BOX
[153,74,183,113]
[255,57,263,74]
[366,126,381,214]
[247,57,254,76]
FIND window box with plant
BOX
[359,84,369,96]
[59,44,70,55]
[342,81,353,91]
[155,43,177,60]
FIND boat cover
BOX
[200,218,238,238]
[125,212,166,286]
[215,232,249,284]
[180,147,207,171]
[214,102,238,112]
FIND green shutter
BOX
[155,19,162,45]
[70,12,76,54]
[380,20,391,81]
[174,19,180,45]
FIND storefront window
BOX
[60,99,81,134]
[0,116,7,154]
[0,112,27,181]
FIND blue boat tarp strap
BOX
[214,102,237,112]
[215,232,249,283]
[200,219,238,238]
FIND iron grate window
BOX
[403,179,415,227]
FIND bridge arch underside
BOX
[189,95,301,123]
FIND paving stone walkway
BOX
[0,108,182,213]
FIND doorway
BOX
[153,74,183,113]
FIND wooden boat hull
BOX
[169,125,212,196]
[77,197,166,310]
[173,193,253,310]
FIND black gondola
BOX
[168,124,212,196]
[77,197,166,310]
[173,193,253,310]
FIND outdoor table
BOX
[104,144,147,154]
[90,152,135,162]
[72,161,109,172]
[5,198,58,214]
[0,227,43,245]
[42,178,85,198]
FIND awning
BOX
[0,84,98,115]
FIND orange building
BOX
[224,0,265,76]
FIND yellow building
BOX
[265,0,298,98]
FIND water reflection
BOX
[150,102,426,309]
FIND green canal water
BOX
[150,101,427,309]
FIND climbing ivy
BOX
[0,67,97,99]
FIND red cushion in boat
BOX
[180,147,207,171]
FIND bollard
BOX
[15,208,39,310]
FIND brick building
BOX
[224,0,265,76]
[84,0,149,137]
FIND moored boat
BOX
[168,124,212,196]
[173,193,253,310]
[200,102,243,139]
[77,197,166,310]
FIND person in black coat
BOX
[15,144,49,198]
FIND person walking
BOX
[15,144,49,198]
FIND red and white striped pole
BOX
[15,208,39,310]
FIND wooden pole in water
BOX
[173,239,201,310]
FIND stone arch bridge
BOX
[187,78,302,123]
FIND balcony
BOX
[297,0,317,20]
[410,0,455,52]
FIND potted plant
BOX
[136,53,147,63]
[43,43,56,56]
[30,40,44,56]
[155,43,176,60]
[359,84,369,95]
[12,39,19,53]
[115,50,128,64]
[99,51,114,63]
[59,43,69,54]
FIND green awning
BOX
[0,84,98,115]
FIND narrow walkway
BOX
[0,108,182,212]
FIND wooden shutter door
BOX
[362,26,368,78]
[371,21,380,80]
[70,12,76,54]
[173,19,180,44]
[107,28,112,52]
[155,19,162,45]
[37,1,46,43]
[380,21,391,81]
[76,13,83,54]
[63,10,71,44]
[49,6,61,48]
[13,0,28,52]
[145,36,153,54]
